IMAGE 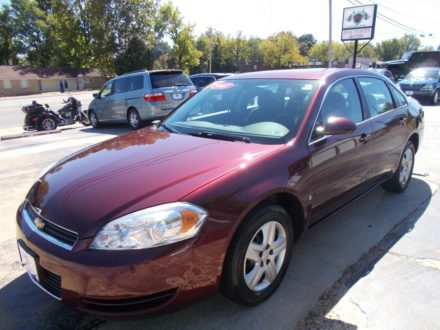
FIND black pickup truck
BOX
[379,51,440,79]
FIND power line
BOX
[346,0,431,36]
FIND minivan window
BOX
[358,77,394,116]
[127,75,144,91]
[150,72,192,89]
[113,77,128,94]
[100,81,113,98]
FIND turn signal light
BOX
[189,90,197,98]
[144,92,166,102]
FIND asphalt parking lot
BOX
[0,94,439,329]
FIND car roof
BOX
[222,68,380,81]
[190,73,232,78]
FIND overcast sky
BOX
[0,0,438,49]
[171,0,440,48]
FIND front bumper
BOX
[16,204,226,318]
[402,89,435,99]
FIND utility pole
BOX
[328,0,333,68]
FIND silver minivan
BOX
[88,70,197,129]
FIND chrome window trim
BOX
[22,204,76,251]
[308,74,402,146]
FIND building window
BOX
[3,80,12,89]
[20,79,29,89]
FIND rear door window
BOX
[150,72,192,89]
[358,77,394,116]
[389,84,407,108]
[127,75,144,91]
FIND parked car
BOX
[87,69,197,129]
[397,67,440,104]
[189,73,232,91]
[17,69,424,318]
[368,68,395,82]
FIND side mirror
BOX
[93,93,98,98]
[322,116,356,135]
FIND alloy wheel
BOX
[244,221,287,291]
[41,118,56,130]
[129,110,140,129]
[399,147,414,186]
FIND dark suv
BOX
[398,67,440,104]
[88,70,197,129]
[189,73,232,91]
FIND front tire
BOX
[221,205,294,306]
[382,141,415,193]
[431,89,438,105]
[39,117,57,131]
[128,108,142,130]
[88,110,100,128]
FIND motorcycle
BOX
[22,97,91,131]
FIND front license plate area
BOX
[18,244,39,281]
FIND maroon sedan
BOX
[16,69,424,318]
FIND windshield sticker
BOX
[210,81,234,90]
[301,84,313,91]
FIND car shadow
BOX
[0,178,433,330]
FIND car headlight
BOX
[90,203,208,250]
[421,84,434,91]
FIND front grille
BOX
[80,288,177,313]
[39,266,62,299]
[23,201,78,248]
[401,84,422,91]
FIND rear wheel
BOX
[88,110,100,128]
[39,117,57,131]
[221,205,294,306]
[128,108,142,130]
[382,141,415,193]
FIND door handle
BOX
[359,133,371,144]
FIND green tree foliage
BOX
[170,24,202,72]
[261,31,306,69]
[115,37,153,75]
[309,41,350,63]
[298,34,317,57]
[0,5,17,65]
[376,34,422,61]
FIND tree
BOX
[375,38,401,61]
[309,41,349,64]
[261,31,306,69]
[0,5,17,65]
[298,34,317,57]
[171,24,202,72]
[115,37,153,74]
[227,31,248,71]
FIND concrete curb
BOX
[0,125,82,141]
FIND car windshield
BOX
[163,78,319,144]
[406,68,439,80]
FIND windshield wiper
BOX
[158,123,179,133]
[194,131,250,143]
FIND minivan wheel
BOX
[431,90,439,105]
[88,110,100,128]
[128,108,142,130]
[221,205,294,306]
[382,141,415,193]
[39,117,57,131]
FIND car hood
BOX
[27,128,281,238]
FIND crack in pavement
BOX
[349,299,368,329]
[384,250,440,271]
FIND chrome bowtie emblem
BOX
[34,217,45,230]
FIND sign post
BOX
[341,4,377,68]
